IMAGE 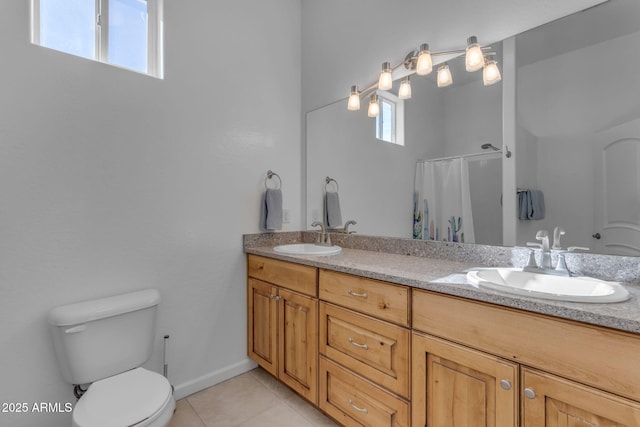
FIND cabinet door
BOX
[247,278,278,376]
[278,288,318,404]
[412,332,518,427]
[522,368,640,426]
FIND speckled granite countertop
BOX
[244,232,640,334]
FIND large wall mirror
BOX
[305,0,640,256]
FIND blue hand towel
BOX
[518,190,545,220]
[528,190,545,220]
[324,191,342,228]
[518,192,528,220]
[263,188,282,231]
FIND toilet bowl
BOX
[72,368,175,427]
[48,289,174,427]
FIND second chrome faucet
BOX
[311,221,332,246]
[525,227,589,276]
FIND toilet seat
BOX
[72,367,174,427]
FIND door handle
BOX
[592,233,601,239]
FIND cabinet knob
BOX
[500,379,512,390]
[524,387,536,399]
[270,294,280,300]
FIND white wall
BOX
[0,1,301,426]
[441,76,503,158]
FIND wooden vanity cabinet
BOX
[412,289,640,427]
[247,255,318,404]
[247,252,640,427]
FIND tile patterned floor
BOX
[167,368,339,427]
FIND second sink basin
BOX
[466,268,630,303]
[273,243,342,256]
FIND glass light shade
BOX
[347,85,361,110]
[416,43,433,76]
[483,60,502,86]
[368,94,380,117]
[378,62,393,90]
[437,64,453,87]
[465,36,484,72]
[398,77,412,99]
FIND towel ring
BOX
[265,170,282,190]
[325,176,339,193]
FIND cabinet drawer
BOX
[413,289,640,402]
[319,270,409,326]
[319,357,409,427]
[319,302,410,398]
[248,255,317,296]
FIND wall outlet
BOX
[311,209,320,222]
[282,208,290,224]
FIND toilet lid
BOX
[73,368,172,427]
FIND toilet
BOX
[48,289,175,427]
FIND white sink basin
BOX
[273,243,342,256]
[466,268,630,303]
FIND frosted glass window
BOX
[108,0,148,73]
[39,0,95,60]
[375,92,404,146]
[32,0,163,78]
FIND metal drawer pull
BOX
[348,399,368,414]
[348,337,369,350]
[347,289,368,299]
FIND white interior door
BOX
[593,119,640,255]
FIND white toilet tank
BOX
[48,289,161,385]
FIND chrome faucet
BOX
[311,221,332,246]
[341,220,357,234]
[532,230,552,269]
[552,226,565,250]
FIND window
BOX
[31,0,164,78]
[375,91,405,146]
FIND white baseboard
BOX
[172,358,258,400]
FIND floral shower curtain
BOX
[413,157,475,243]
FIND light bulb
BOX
[437,64,453,87]
[378,62,393,91]
[347,85,361,110]
[465,36,484,72]
[398,76,412,99]
[416,43,433,76]
[367,94,380,117]
[483,59,502,86]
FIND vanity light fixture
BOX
[347,36,501,113]
[378,62,393,91]
[398,76,412,99]
[465,36,484,72]
[367,94,380,117]
[437,64,453,87]
[483,55,502,86]
[347,85,361,110]
[415,43,433,76]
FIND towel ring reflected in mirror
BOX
[265,170,282,190]
[325,176,339,193]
